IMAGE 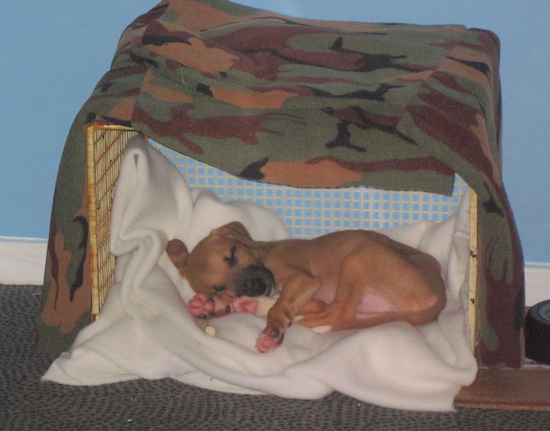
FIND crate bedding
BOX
[38,0,524,368]
[42,138,477,411]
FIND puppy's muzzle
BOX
[234,264,275,298]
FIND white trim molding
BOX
[1,238,549,305]
[0,237,47,285]
[525,265,550,306]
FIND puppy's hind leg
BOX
[298,254,367,329]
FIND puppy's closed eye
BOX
[223,246,238,267]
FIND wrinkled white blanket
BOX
[43,138,477,411]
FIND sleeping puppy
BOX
[166,222,446,353]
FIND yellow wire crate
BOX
[86,125,145,318]
[86,124,478,348]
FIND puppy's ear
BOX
[166,239,189,277]
[213,222,253,241]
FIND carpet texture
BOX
[1,284,548,430]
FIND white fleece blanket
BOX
[43,138,477,411]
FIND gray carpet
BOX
[1,285,549,431]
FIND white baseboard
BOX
[1,238,549,305]
[524,265,550,306]
[0,237,47,285]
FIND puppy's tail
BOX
[328,311,435,331]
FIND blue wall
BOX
[1,0,549,264]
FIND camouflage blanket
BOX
[38,0,524,367]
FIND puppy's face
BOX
[167,222,275,306]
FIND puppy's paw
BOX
[231,296,259,314]
[187,293,214,319]
[255,327,284,353]
[231,296,277,317]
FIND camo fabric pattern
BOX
[38,0,524,367]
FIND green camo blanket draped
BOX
[38,0,524,367]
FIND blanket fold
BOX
[43,138,477,411]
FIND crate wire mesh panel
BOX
[156,143,470,238]
[86,125,478,346]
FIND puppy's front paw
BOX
[231,296,259,314]
[255,327,284,353]
[187,293,214,319]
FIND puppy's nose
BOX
[235,265,275,297]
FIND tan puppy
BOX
[166,222,446,353]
